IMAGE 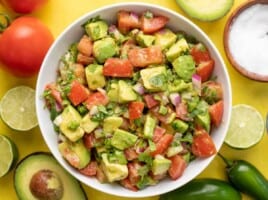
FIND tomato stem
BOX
[0,13,11,33]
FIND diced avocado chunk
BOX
[84,20,108,41]
[171,119,189,133]
[168,79,192,93]
[152,155,171,175]
[80,114,99,133]
[136,31,156,47]
[144,115,156,139]
[93,37,117,63]
[101,153,128,182]
[111,129,138,150]
[195,100,211,132]
[154,28,177,50]
[172,55,196,82]
[85,64,106,90]
[107,82,119,102]
[118,80,137,102]
[59,105,84,142]
[166,38,189,62]
[107,150,127,165]
[166,145,184,157]
[58,140,90,169]
[140,66,167,92]
[103,116,123,134]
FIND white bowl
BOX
[36,2,232,198]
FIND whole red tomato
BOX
[1,0,47,14]
[0,16,54,77]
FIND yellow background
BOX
[0,0,267,199]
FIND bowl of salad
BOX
[36,2,232,198]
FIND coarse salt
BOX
[228,4,268,75]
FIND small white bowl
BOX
[36,2,232,198]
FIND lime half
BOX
[0,135,18,177]
[225,104,265,149]
[0,86,38,131]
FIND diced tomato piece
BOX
[141,15,169,34]
[190,43,211,64]
[77,35,93,57]
[79,161,98,176]
[128,101,144,120]
[84,91,109,110]
[83,133,96,149]
[128,46,164,67]
[45,83,63,108]
[153,126,166,143]
[176,102,191,121]
[68,80,89,106]
[202,81,223,104]
[168,155,187,180]
[144,94,159,108]
[196,60,215,82]
[151,134,173,156]
[209,100,224,127]
[103,58,133,77]
[118,11,140,34]
[124,147,139,161]
[120,178,138,192]
[127,162,142,185]
[192,129,217,157]
[77,53,94,65]
[96,166,107,183]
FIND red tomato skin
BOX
[103,58,133,77]
[0,17,54,77]
[190,43,211,64]
[151,134,173,156]
[128,101,144,120]
[144,94,159,108]
[79,161,98,176]
[141,15,169,34]
[192,129,217,158]
[168,155,187,180]
[196,59,215,82]
[209,100,224,127]
[128,46,164,67]
[84,92,109,110]
[68,80,89,106]
[2,0,47,14]
[117,11,140,34]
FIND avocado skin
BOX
[14,152,87,200]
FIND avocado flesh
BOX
[176,0,234,21]
[14,153,87,200]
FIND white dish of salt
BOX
[224,1,268,82]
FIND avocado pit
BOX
[30,169,63,200]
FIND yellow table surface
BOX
[0,0,267,199]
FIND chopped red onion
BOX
[169,93,181,106]
[133,82,145,94]
[192,74,202,96]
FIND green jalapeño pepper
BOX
[160,178,241,200]
[219,154,268,200]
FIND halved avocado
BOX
[176,0,234,21]
[14,152,87,200]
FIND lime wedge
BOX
[225,104,265,149]
[0,135,18,177]
[0,86,38,131]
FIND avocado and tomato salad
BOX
[43,10,224,191]
[14,152,87,200]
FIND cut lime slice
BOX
[0,86,38,131]
[0,135,18,177]
[225,104,265,149]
